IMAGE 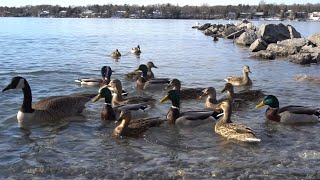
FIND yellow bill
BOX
[92,94,102,102]
[255,101,265,108]
[160,95,169,103]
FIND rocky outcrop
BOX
[257,23,302,44]
[300,45,320,53]
[277,38,307,49]
[198,23,211,30]
[204,29,214,36]
[236,20,256,30]
[252,50,276,60]
[250,38,268,52]
[226,29,245,39]
[307,32,320,47]
[289,53,313,65]
[235,30,257,46]
[266,43,298,56]
[223,26,238,37]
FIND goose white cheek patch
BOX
[16,78,25,89]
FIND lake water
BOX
[0,17,320,179]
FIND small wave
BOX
[0,70,78,76]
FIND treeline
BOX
[0,3,320,18]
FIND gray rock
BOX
[277,38,307,49]
[287,25,302,39]
[204,29,214,36]
[252,50,276,60]
[267,43,298,56]
[311,52,320,63]
[235,30,257,46]
[226,29,245,39]
[308,32,320,47]
[289,53,312,65]
[250,38,268,52]
[257,23,291,43]
[223,26,238,37]
[300,45,320,53]
[197,23,211,30]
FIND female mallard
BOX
[107,79,155,106]
[256,95,320,123]
[135,64,170,90]
[199,87,221,111]
[75,66,112,87]
[2,76,95,127]
[221,83,264,101]
[126,61,157,81]
[92,86,149,121]
[215,100,261,142]
[166,78,204,99]
[225,65,252,86]
[111,49,121,58]
[112,110,164,138]
[131,45,141,54]
[160,90,222,125]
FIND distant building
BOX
[39,10,49,17]
[309,12,320,21]
[227,12,236,19]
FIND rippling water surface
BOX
[0,17,320,179]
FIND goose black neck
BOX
[21,81,34,113]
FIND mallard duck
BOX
[199,87,221,111]
[126,61,157,81]
[256,95,320,123]
[225,65,252,86]
[111,49,121,58]
[166,78,204,99]
[107,79,155,106]
[215,100,261,142]
[135,64,170,90]
[75,66,112,87]
[92,86,149,121]
[131,45,141,54]
[221,83,264,101]
[2,76,96,127]
[112,109,164,138]
[160,90,222,125]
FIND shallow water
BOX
[0,17,320,179]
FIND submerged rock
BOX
[267,43,298,56]
[289,53,312,65]
[252,50,276,60]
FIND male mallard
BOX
[256,95,320,123]
[215,100,261,142]
[75,66,112,87]
[2,76,96,127]
[221,83,264,101]
[111,49,121,58]
[225,65,252,86]
[112,109,164,138]
[92,86,148,121]
[135,64,170,90]
[126,61,157,81]
[131,45,141,54]
[166,78,204,99]
[160,90,222,125]
[107,79,155,106]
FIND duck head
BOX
[147,61,157,69]
[199,87,216,98]
[243,65,252,74]
[135,64,148,77]
[221,83,233,93]
[101,66,113,80]
[92,86,113,103]
[160,90,180,108]
[166,79,180,90]
[256,95,279,109]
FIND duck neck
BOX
[114,119,127,136]
[167,106,180,124]
[220,106,232,124]
[141,70,148,79]
[207,92,217,102]
[103,103,115,120]
[21,81,34,113]
[226,89,234,99]
[243,71,249,81]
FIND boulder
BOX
[308,32,320,47]
[235,30,257,46]
[311,52,320,63]
[266,43,298,56]
[287,25,302,39]
[223,26,238,37]
[277,38,308,49]
[197,23,211,30]
[237,21,256,30]
[252,50,276,60]
[204,29,214,36]
[226,29,245,39]
[250,38,268,52]
[289,53,312,65]
[300,45,320,53]
[257,23,291,43]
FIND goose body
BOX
[160,90,222,125]
[92,86,149,121]
[166,79,204,100]
[2,76,95,127]
[215,100,261,142]
[256,95,319,123]
[111,49,121,58]
[225,65,252,86]
[113,110,164,138]
[131,45,141,54]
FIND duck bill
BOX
[153,65,158,68]
[134,68,141,72]
[92,94,102,102]
[160,95,169,103]
[255,101,265,108]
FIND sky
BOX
[0,0,318,7]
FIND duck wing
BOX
[148,78,170,84]
[279,105,319,115]
[180,110,221,120]
[180,88,204,99]
[124,96,156,105]
[225,76,242,82]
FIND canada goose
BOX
[111,49,121,58]
[2,76,96,127]
[131,45,141,54]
